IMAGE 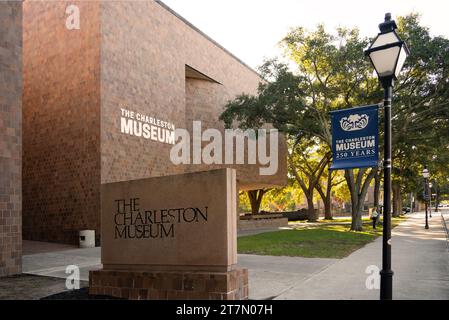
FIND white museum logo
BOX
[120,108,176,145]
[119,108,279,176]
[340,114,370,132]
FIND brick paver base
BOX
[89,268,248,300]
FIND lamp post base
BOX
[380,269,394,300]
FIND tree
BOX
[388,14,449,215]
[220,60,329,221]
[345,168,377,230]
[315,166,346,220]
[373,169,382,209]
[288,141,331,221]
[239,183,305,214]
[262,182,304,212]
[247,189,269,215]
[221,15,449,230]
[221,26,381,229]
[284,25,384,230]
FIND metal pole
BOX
[380,83,393,300]
[425,177,429,229]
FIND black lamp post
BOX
[365,13,410,301]
[423,168,430,229]
[429,182,433,218]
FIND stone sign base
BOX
[89,268,248,300]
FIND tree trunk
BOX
[324,173,333,220]
[351,198,364,231]
[324,200,332,220]
[247,189,266,215]
[315,171,333,220]
[435,185,439,212]
[392,183,401,217]
[345,169,376,231]
[398,192,403,217]
[392,186,398,217]
[374,170,381,209]
[316,184,332,220]
[288,151,331,223]
[306,192,317,222]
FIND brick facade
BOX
[0,1,22,277]
[23,1,101,244]
[89,269,248,300]
[22,0,287,245]
[100,0,287,187]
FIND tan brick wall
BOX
[0,1,22,276]
[23,1,101,244]
[100,0,287,187]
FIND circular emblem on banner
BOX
[340,114,370,132]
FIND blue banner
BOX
[330,104,379,170]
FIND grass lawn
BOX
[237,217,406,259]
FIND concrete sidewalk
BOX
[276,212,449,300]
[239,254,337,299]
[22,246,102,282]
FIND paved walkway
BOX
[13,211,449,300]
[0,274,88,300]
[276,211,449,300]
[239,254,337,299]
[20,244,337,299]
[22,246,101,282]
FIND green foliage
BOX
[390,14,449,196]
[332,172,351,202]
[238,182,305,213]
[221,13,449,216]
[238,192,251,213]
[262,183,304,212]
[282,25,380,116]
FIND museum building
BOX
[0,1,287,276]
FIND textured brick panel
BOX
[100,0,287,187]
[23,1,101,244]
[89,268,249,300]
[0,1,22,277]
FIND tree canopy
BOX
[220,14,449,229]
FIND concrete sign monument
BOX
[89,169,248,300]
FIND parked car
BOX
[402,207,411,214]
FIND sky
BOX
[162,0,449,70]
